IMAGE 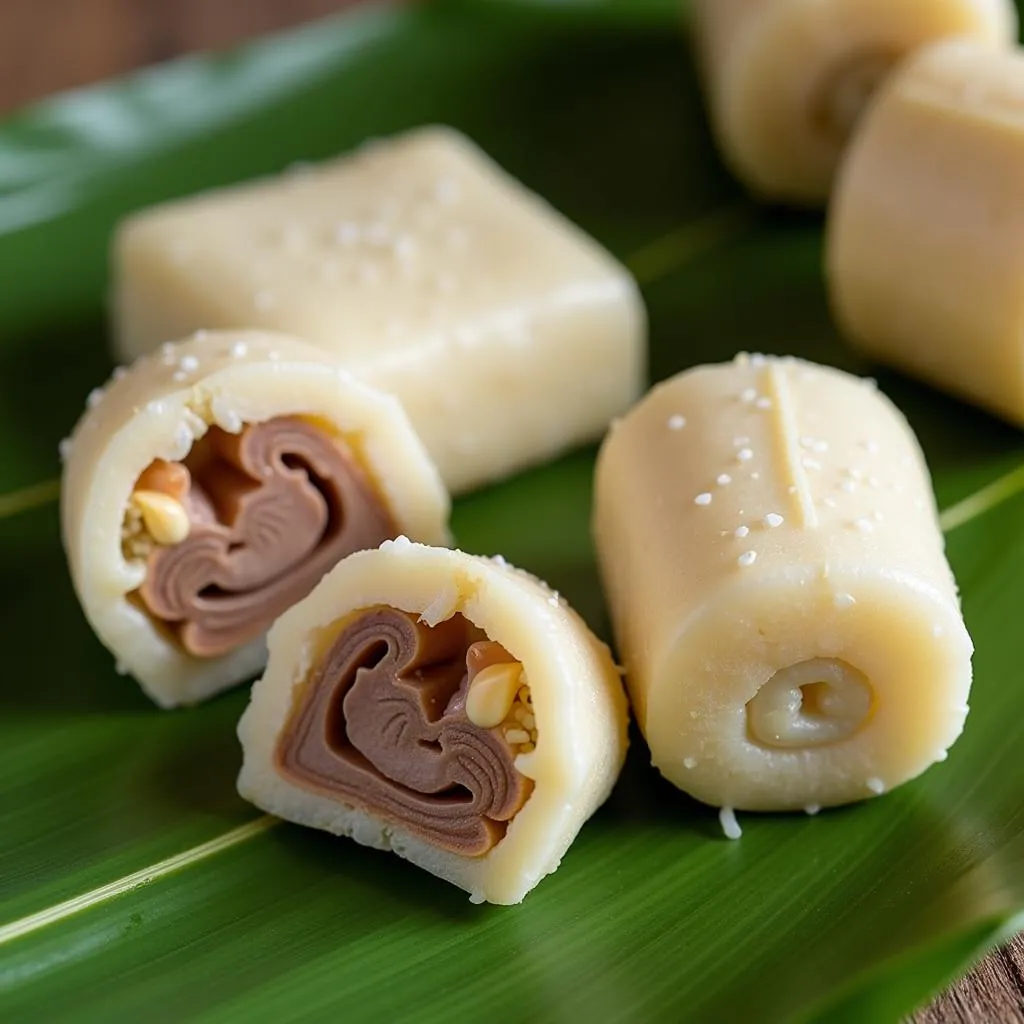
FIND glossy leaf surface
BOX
[1,3,1023,1021]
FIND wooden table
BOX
[1,1,1021,1020]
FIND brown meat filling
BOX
[275,608,534,857]
[135,417,396,658]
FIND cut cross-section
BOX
[276,607,533,857]
[136,417,396,657]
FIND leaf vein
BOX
[625,202,756,285]
[0,816,277,948]
[0,477,60,521]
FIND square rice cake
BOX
[113,126,646,494]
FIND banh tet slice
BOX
[60,329,450,708]
[692,0,1016,205]
[237,539,629,905]
[593,354,972,814]
[828,39,1024,427]
[112,124,647,495]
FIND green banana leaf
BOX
[2,1,1023,1020]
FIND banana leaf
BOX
[1,1,1023,1020]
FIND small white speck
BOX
[171,426,193,460]
[694,492,713,506]
[863,440,880,454]
[547,595,560,607]
[852,518,874,533]
[755,397,772,410]
[668,414,686,430]
[914,498,926,510]
[145,400,165,416]
[787,485,797,494]
[750,353,767,367]
[112,366,128,382]
[86,387,104,408]
[683,757,698,769]
[114,660,129,676]
[435,177,459,204]
[160,341,176,359]
[868,476,881,488]
[802,457,822,471]
[717,473,732,486]
[391,534,412,548]
[492,554,508,568]
[334,222,359,245]
[845,468,864,481]
[230,341,248,358]
[932,624,945,638]
[751,472,761,480]
[804,804,821,816]
[866,777,886,795]
[734,526,750,539]
[211,395,243,434]
[935,750,949,762]
[841,480,857,493]
[253,288,277,311]
[823,497,837,508]
[268,350,280,362]
[764,513,784,528]
[364,222,391,245]
[720,807,742,840]
[393,235,416,261]
[737,448,753,462]
[179,354,199,373]
[177,412,203,444]
[872,510,884,522]
[733,436,751,446]
[738,550,757,568]
[58,438,72,461]
[172,371,188,383]
[833,592,856,609]
[740,388,757,403]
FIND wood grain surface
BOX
[0,1,1021,1021]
